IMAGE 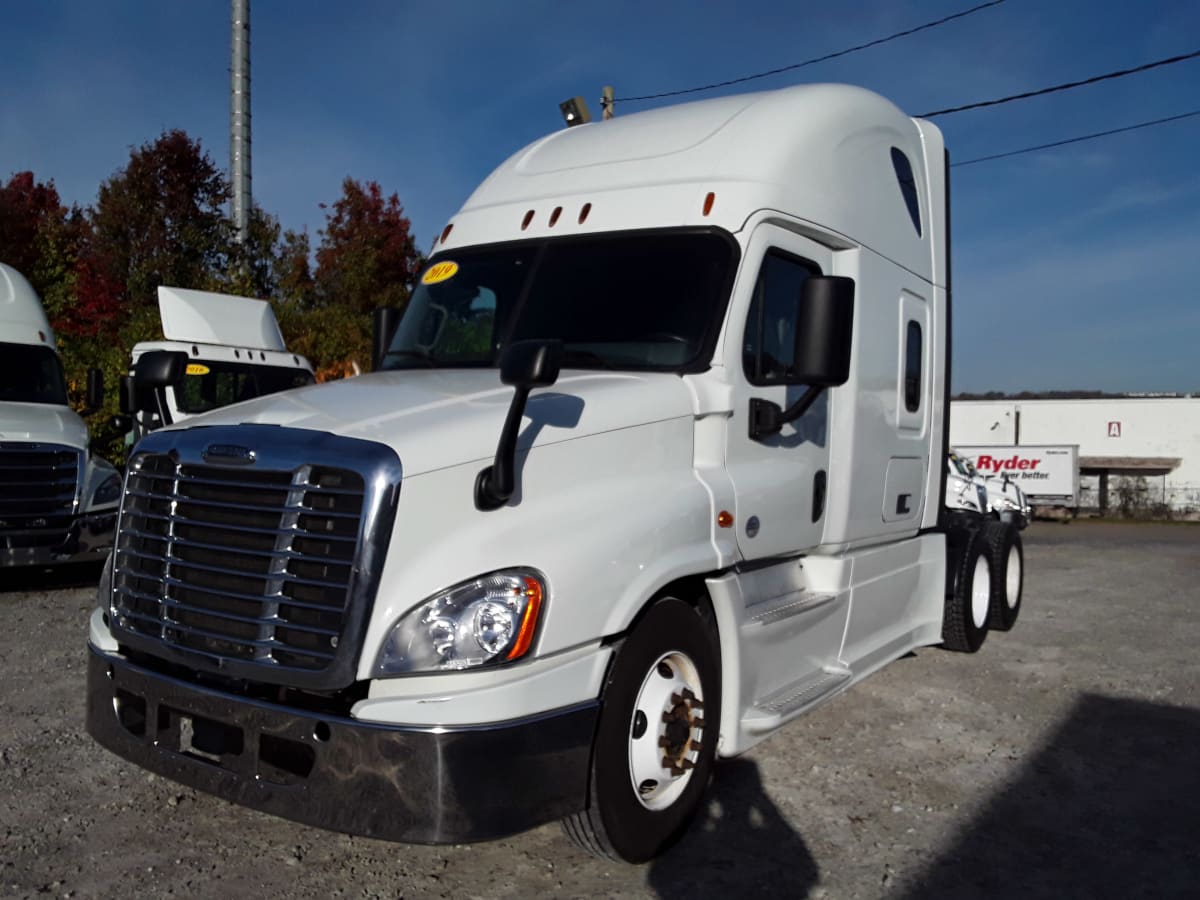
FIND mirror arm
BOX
[748,385,825,441]
[475,385,532,510]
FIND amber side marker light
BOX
[703,192,716,216]
[578,202,592,224]
[521,209,535,230]
[440,223,454,244]
[717,510,734,528]
[506,577,544,660]
[549,206,563,227]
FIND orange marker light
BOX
[717,510,734,528]
[549,206,563,227]
[578,202,592,224]
[521,209,535,230]
[703,192,716,216]
[440,223,454,244]
[506,577,544,660]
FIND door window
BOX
[742,251,818,385]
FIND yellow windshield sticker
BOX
[422,261,459,285]
[186,363,211,376]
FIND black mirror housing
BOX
[133,350,188,389]
[791,276,854,386]
[372,307,403,371]
[500,339,562,389]
[83,367,105,415]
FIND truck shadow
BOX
[902,693,1200,899]
[1,559,105,593]
[648,758,819,899]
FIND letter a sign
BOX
[1107,421,1122,438]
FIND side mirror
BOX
[82,368,105,416]
[749,276,855,441]
[118,374,135,415]
[475,340,563,510]
[133,350,188,388]
[500,338,562,388]
[372,307,403,371]
[791,275,855,386]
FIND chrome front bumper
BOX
[86,646,598,843]
[1,510,116,568]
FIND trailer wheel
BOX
[984,520,1023,631]
[942,530,991,653]
[562,597,720,862]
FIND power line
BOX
[918,49,1200,117]
[952,109,1200,167]
[616,0,1007,102]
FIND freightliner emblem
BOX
[202,443,257,465]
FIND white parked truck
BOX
[0,263,119,567]
[117,286,315,442]
[87,84,1025,862]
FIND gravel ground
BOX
[2,520,1197,899]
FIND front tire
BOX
[562,597,721,862]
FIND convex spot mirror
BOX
[133,350,188,389]
[83,368,104,415]
[500,339,562,389]
[791,275,855,386]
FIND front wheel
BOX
[562,597,721,862]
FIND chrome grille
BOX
[109,425,401,690]
[0,442,81,550]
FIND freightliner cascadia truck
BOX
[86,84,1025,862]
[1,262,119,568]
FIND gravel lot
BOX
[2,520,1198,899]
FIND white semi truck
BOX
[0,263,119,568]
[86,84,1025,862]
[117,286,315,442]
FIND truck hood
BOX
[0,402,88,448]
[166,369,697,477]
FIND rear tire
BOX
[562,597,721,863]
[983,520,1023,631]
[942,528,991,653]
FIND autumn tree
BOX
[314,178,421,314]
[86,129,233,324]
[0,172,84,318]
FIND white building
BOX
[950,398,1200,514]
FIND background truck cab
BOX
[87,83,1025,862]
[0,262,119,567]
[117,286,314,441]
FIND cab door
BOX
[725,226,835,561]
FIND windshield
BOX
[173,360,315,414]
[0,343,69,405]
[382,230,737,372]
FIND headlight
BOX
[91,472,122,507]
[373,569,545,676]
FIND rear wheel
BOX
[942,529,991,653]
[983,520,1023,631]
[562,597,721,862]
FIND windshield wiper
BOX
[381,349,439,368]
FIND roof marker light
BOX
[37,330,46,343]
[521,210,535,230]
[440,223,454,244]
[703,192,716,216]
[549,206,562,227]
[578,202,592,224]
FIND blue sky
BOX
[3,0,1198,392]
